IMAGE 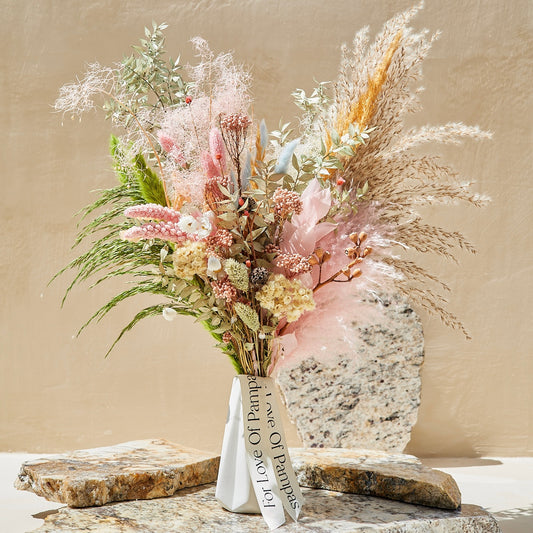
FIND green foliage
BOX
[133,154,167,205]
[109,135,130,185]
[201,319,244,374]
[292,81,330,129]
[269,122,293,148]
[110,135,166,206]
[103,22,193,125]
[52,144,169,355]
[78,280,171,335]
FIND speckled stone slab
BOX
[276,293,424,452]
[14,439,219,507]
[32,483,501,532]
[290,447,461,510]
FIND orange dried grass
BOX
[338,30,402,136]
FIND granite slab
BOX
[32,483,501,532]
[14,439,219,507]
[16,440,462,511]
[276,293,425,453]
[290,448,461,509]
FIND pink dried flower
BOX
[209,128,227,169]
[124,204,180,223]
[205,229,233,252]
[222,331,233,344]
[158,133,186,167]
[120,221,189,244]
[206,173,229,191]
[201,151,220,179]
[211,279,237,302]
[280,179,336,257]
[276,253,312,276]
[158,133,176,153]
[220,112,252,132]
[272,188,303,218]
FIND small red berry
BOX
[337,178,345,186]
[238,197,245,207]
[245,260,251,268]
[185,96,192,104]
[243,210,249,217]
[215,153,222,160]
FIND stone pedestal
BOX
[32,484,501,532]
[291,447,461,510]
[14,439,219,507]
[276,293,424,452]
[15,441,459,511]
[16,440,500,531]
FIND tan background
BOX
[1,0,531,457]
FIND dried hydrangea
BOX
[256,274,315,322]
[172,241,207,279]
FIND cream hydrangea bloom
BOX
[172,241,207,279]
[256,274,315,322]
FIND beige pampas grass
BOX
[324,2,491,336]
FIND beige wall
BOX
[1,0,531,457]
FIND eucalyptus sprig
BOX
[103,22,193,125]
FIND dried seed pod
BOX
[349,232,359,243]
[352,268,362,278]
[358,232,368,243]
[250,267,269,286]
[363,247,372,257]
[323,251,331,262]
[345,247,357,258]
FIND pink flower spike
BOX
[201,151,220,179]
[158,133,186,167]
[124,204,181,223]
[209,128,226,170]
[120,221,189,244]
[158,133,176,153]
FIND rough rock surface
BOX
[290,447,461,510]
[14,439,219,507]
[32,483,501,532]
[16,440,465,511]
[276,293,425,452]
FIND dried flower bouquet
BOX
[54,3,490,527]
[55,4,488,378]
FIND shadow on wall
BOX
[404,365,485,458]
[405,410,482,458]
